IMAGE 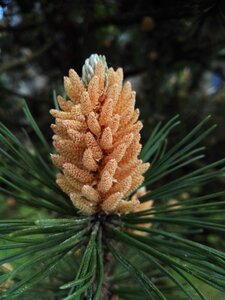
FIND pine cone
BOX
[50,54,150,215]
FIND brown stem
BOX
[0,41,52,74]
[96,226,114,300]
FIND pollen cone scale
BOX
[50,54,150,215]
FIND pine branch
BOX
[0,42,52,74]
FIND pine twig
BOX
[0,41,53,73]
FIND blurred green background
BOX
[1,1,225,298]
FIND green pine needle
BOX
[1,104,225,299]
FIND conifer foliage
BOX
[0,55,225,299]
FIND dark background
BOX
[1,0,225,190]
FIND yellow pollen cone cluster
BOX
[50,55,150,215]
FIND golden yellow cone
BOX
[51,55,150,214]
